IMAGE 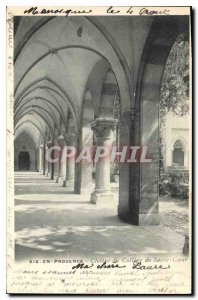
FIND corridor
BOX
[12,15,190,263]
[15,172,185,261]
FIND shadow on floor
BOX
[15,223,184,261]
[15,199,89,205]
[14,172,186,261]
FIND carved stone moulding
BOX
[121,108,136,125]
[46,140,53,148]
[40,144,44,150]
[65,133,76,145]
[57,134,65,146]
[90,118,118,139]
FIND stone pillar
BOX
[118,65,161,225]
[39,144,45,175]
[63,133,76,188]
[45,140,53,178]
[35,148,39,171]
[79,124,94,194]
[57,135,67,185]
[184,148,188,169]
[47,161,51,178]
[90,118,118,205]
[53,140,60,183]
[45,144,49,176]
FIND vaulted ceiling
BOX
[14,16,140,144]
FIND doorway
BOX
[18,151,30,170]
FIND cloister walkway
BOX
[15,172,185,261]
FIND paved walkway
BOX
[15,172,186,261]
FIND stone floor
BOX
[14,172,187,261]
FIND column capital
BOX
[121,108,136,125]
[40,144,44,150]
[46,140,53,148]
[90,118,118,139]
[57,134,66,146]
[65,133,76,145]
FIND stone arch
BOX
[14,17,54,62]
[16,113,48,142]
[14,16,132,102]
[14,18,133,193]
[14,16,132,118]
[15,122,43,173]
[15,104,59,129]
[172,139,184,167]
[15,120,44,144]
[170,136,188,152]
[15,96,66,123]
[13,15,190,227]
[14,45,123,96]
[15,107,54,136]
[171,136,188,168]
[15,126,39,147]
[14,77,77,126]
[14,75,78,145]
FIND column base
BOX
[118,205,160,225]
[55,176,59,183]
[138,213,160,225]
[110,174,115,182]
[57,176,65,185]
[63,179,74,187]
[80,181,94,194]
[90,190,114,205]
[80,187,93,195]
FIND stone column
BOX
[63,133,76,188]
[183,147,188,169]
[118,65,161,225]
[45,141,52,178]
[39,144,45,175]
[35,148,39,171]
[90,118,118,205]
[57,135,67,185]
[52,140,60,183]
[79,124,94,194]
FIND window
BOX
[172,140,184,166]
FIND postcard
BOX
[7,6,192,294]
